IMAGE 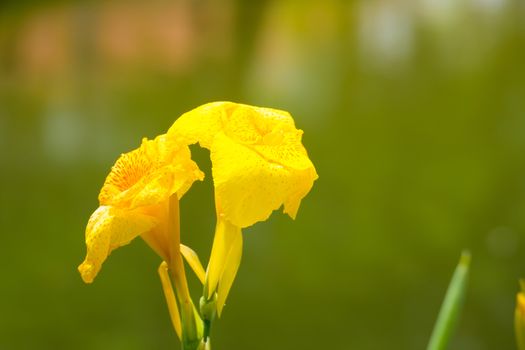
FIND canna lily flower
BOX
[79,102,318,349]
[78,134,203,282]
[168,102,318,317]
[78,134,206,348]
[516,280,525,350]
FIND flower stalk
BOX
[200,293,217,344]
[167,195,203,350]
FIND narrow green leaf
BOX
[426,250,471,350]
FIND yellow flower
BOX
[79,102,317,349]
[78,134,203,283]
[516,280,525,350]
[168,102,318,315]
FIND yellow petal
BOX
[169,102,318,227]
[139,202,170,261]
[168,102,236,149]
[99,135,203,209]
[78,206,157,283]
[168,102,299,152]
[158,261,182,339]
[205,219,241,298]
[222,105,314,170]
[211,132,317,228]
[216,227,242,317]
[180,244,206,284]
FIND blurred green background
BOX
[1,0,525,349]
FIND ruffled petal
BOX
[169,102,317,228]
[211,132,316,228]
[99,135,203,209]
[78,206,157,283]
[168,102,235,149]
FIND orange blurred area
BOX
[3,1,234,80]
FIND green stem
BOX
[200,294,217,343]
[168,195,203,350]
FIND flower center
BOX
[98,138,158,205]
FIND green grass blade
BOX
[426,250,471,350]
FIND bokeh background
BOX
[1,0,525,349]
